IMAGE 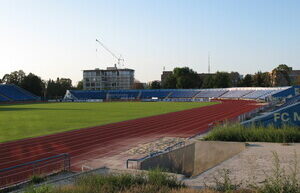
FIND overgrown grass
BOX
[204,123,300,143]
[25,168,184,193]
[0,102,217,142]
[30,175,45,184]
[24,158,300,193]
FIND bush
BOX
[147,168,184,188]
[25,169,184,193]
[24,185,52,193]
[30,175,45,184]
[212,169,240,192]
[204,123,300,143]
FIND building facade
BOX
[83,67,134,90]
[290,70,300,85]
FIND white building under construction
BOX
[83,66,134,90]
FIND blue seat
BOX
[140,90,170,99]
[221,90,254,98]
[0,95,9,102]
[108,90,139,99]
[0,85,38,101]
[242,90,272,99]
[69,90,107,100]
[169,90,200,98]
[194,90,227,98]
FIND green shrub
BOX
[24,185,52,193]
[30,175,45,184]
[204,123,300,143]
[25,169,184,193]
[147,168,184,188]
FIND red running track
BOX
[0,100,260,187]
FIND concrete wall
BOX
[140,143,195,177]
[193,141,245,176]
[139,141,245,177]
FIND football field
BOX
[0,102,217,142]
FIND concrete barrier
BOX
[139,141,245,177]
[193,141,245,176]
[140,143,195,176]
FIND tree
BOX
[241,74,253,87]
[45,79,57,99]
[214,72,231,88]
[2,70,26,86]
[57,78,73,98]
[261,72,271,87]
[21,73,45,97]
[162,74,177,89]
[271,64,292,86]
[161,67,202,89]
[150,81,161,89]
[202,75,215,88]
[173,67,201,88]
[76,81,83,90]
[253,71,264,87]
[229,72,241,87]
[252,71,271,87]
[46,78,73,99]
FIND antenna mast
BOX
[208,52,211,74]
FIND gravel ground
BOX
[82,137,188,169]
[184,142,300,188]
[124,137,187,155]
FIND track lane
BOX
[0,100,260,187]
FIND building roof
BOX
[83,67,134,72]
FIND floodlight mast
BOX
[96,38,124,67]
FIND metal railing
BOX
[0,153,70,189]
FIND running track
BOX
[0,100,260,187]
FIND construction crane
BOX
[96,38,124,67]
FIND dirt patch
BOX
[183,142,300,188]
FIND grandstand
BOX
[107,90,140,100]
[194,89,227,98]
[169,90,200,98]
[64,86,297,102]
[0,84,39,102]
[64,90,107,100]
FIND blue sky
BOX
[0,0,299,84]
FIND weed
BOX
[204,123,300,143]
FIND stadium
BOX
[0,83,299,190]
[1,1,300,191]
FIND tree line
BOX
[0,70,83,99]
[149,64,297,89]
[1,64,297,97]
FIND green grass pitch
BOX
[0,101,217,143]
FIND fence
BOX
[0,153,70,189]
